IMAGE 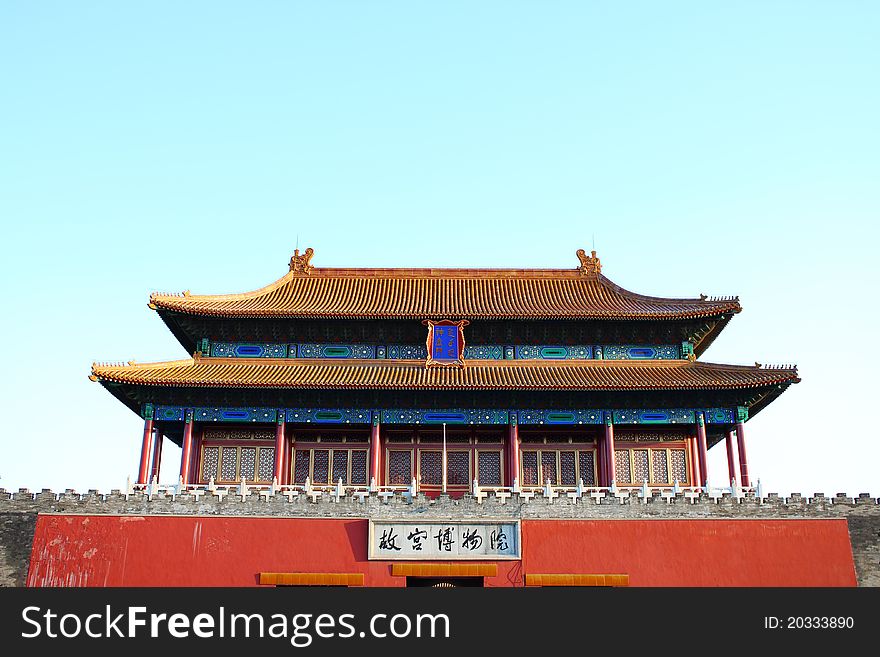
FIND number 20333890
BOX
[764,617,854,630]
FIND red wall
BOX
[27,515,857,587]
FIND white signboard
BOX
[368,520,520,560]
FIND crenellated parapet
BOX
[2,487,877,520]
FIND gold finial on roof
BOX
[576,249,601,274]
[289,247,315,275]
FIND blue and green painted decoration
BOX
[201,340,685,360]
[149,405,740,426]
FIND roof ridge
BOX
[150,270,295,305]
[695,360,799,372]
[92,357,196,373]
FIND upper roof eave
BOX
[147,251,742,322]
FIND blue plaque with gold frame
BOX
[423,319,469,368]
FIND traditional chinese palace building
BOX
[11,247,874,587]
[92,247,796,496]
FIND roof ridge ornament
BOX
[289,247,315,275]
[576,249,601,275]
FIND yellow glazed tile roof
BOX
[91,357,798,391]
[148,249,741,320]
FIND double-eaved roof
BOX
[92,248,798,420]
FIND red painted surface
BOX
[149,431,163,481]
[370,421,381,485]
[273,420,285,483]
[507,423,519,486]
[281,436,288,486]
[696,417,709,486]
[189,434,201,485]
[27,516,857,587]
[725,431,738,487]
[689,436,699,485]
[179,420,194,484]
[605,422,616,485]
[524,519,857,586]
[136,419,153,485]
[737,422,751,487]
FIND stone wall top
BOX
[1,487,877,521]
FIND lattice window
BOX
[652,449,669,484]
[633,449,650,484]
[351,450,367,485]
[386,433,415,443]
[670,449,688,484]
[293,450,310,484]
[478,451,502,485]
[420,451,442,485]
[522,452,539,485]
[332,451,348,485]
[541,451,557,485]
[312,449,330,484]
[258,447,275,482]
[201,447,219,483]
[220,447,237,481]
[203,428,274,441]
[240,447,256,481]
[388,450,412,485]
[560,451,576,485]
[615,450,631,484]
[447,451,470,485]
[579,450,596,486]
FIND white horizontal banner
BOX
[368,520,520,560]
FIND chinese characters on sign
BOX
[424,319,469,368]
[369,521,520,559]
[432,326,459,361]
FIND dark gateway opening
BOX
[406,577,484,588]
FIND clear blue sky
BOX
[1,2,877,495]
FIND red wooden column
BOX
[370,413,381,486]
[273,411,286,484]
[599,430,609,486]
[604,412,616,486]
[136,412,154,485]
[725,430,738,486]
[178,409,194,485]
[281,417,290,486]
[696,412,709,488]
[189,432,201,483]
[689,435,700,486]
[149,429,163,482]
[508,413,520,486]
[736,420,751,487]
